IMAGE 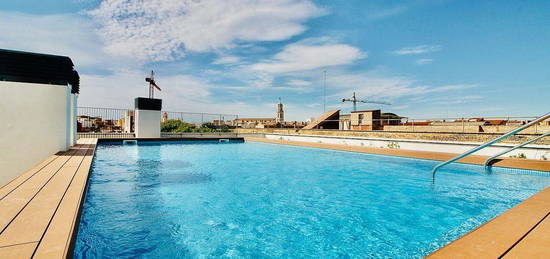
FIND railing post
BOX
[432,111,550,181]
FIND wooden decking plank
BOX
[33,143,96,259]
[502,213,550,258]
[0,148,79,233]
[0,242,38,258]
[0,145,88,247]
[0,155,59,200]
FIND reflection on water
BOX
[161,172,212,184]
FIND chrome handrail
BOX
[484,131,550,166]
[431,112,550,181]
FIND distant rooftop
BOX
[235,118,275,121]
[350,109,381,113]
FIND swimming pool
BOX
[74,141,550,258]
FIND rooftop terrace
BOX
[0,139,96,258]
[0,137,548,258]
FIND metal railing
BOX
[484,131,550,166]
[77,107,134,139]
[77,107,239,139]
[301,115,546,133]
[431,112,550,181]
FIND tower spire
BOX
[276,98,284,123]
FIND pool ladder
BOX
[431,112,550,181]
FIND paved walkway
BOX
[0,139,97,258]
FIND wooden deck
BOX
[245,137,550,257]
[0,138,97,259]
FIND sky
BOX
[1,0,549,121]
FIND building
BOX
[234,100,291,128]
[342,111,401,130]
[212,120,233,126]
[233,118,276,128]
[77,116,93,131]
[381,113,404,125]
[302,110,341,130]
[276,99,284,123]
[124,110,134,133]
[0,49,80,186]
[339,114,351,130]
[350,110,382,130]
[115,118,125,130]
[305,109,403,131]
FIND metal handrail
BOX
[431,112,550,181]
[484,131,550,166]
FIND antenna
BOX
[145,70,162,98]
[342,92,391,112]
[323,70,327,112]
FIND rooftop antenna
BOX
[342,92,391,112]
[323,70,327,112]
[145,70,162,98]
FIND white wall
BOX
[0,81,73,186]
[265,134,550,160]
[135,109,161,138]
[70,94,78,146]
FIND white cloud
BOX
[327,73,423,99]
[424,84,478,93]
[0,11,134,70]
[79,70,210,109]
[323,72,478,110]
[392,45,441,55]
[89,0,325,61]
[423,95,484,105]
[79,70,249,113]
[251,38,365,73]
[390,105,410,110]
[287,79,311,86]
[212,55,241,65]
[415,58,433,65]
[367,5,408,20]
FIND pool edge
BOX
[244,137,550,172]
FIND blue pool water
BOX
[74,141,550,258]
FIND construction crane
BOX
[342,92,391,112]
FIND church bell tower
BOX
[276,98,284,123]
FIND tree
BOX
[161,119,197,133]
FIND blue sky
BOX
[1,0,549,120]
